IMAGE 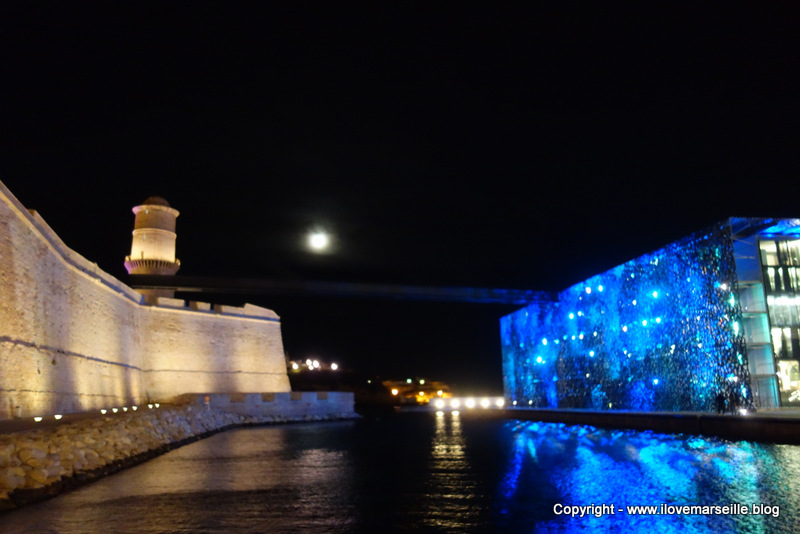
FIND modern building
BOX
[501,217,800,412]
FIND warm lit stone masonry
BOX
[0,404,356,508]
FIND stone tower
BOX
[124,196,180,301]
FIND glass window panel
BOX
[739,284,766,313]
[766,296,800,326]
[772,327,784,355]
[790,267,800,292]
[760,240,779,266]
[779,240,800,266]
[743,314,770,344]
[753,375,779,408]
[777,360,800,392]
[747,344,775,375]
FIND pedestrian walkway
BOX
[748,407,800,419]
[0,406,160,435]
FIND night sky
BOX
[2,3,799,394]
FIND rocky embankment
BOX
[0,405,355,510]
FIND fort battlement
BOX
[0,179,291,421]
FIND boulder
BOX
[24,468,49,487]
[0,466,26,492]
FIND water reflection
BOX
[498,421,800,533]
[0,423,357,534]
[423,410,476,529]
[1,417,798,533]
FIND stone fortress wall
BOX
[0,179,290,421]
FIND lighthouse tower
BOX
[124,196,180,301]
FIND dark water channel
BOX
[1,412,799,533]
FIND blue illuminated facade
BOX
[501,218,800,411]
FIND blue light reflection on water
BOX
[495,420,800,533]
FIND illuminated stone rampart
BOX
[0,180,289,421]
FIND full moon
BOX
[308,231,330,251]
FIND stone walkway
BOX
[0,409,157,436]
